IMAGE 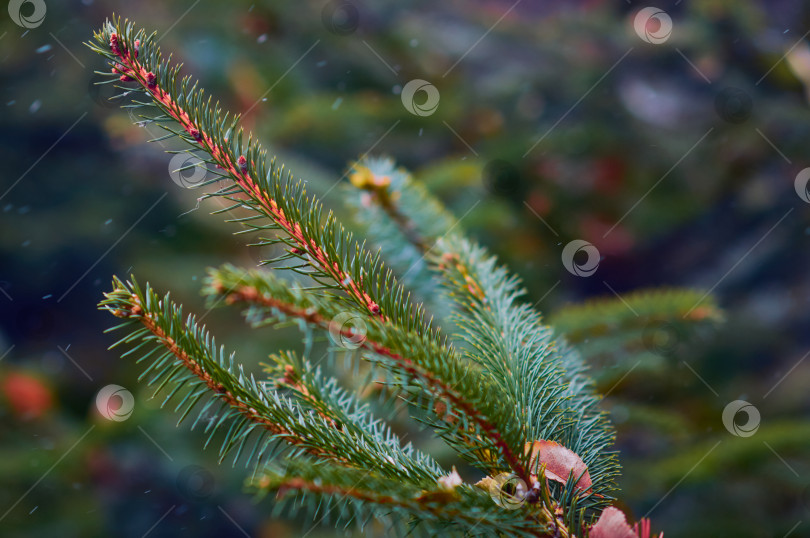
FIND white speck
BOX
[65,344,71,351]
[191,275,197,281]
[257,33,268,44]
[316,60,326,67]
[784,29,790,34]
[29,506,38,515]
[29,100,41,114]
[104,218,112,225]
[42,294,52,300]
[144,489,151,493]
[392,84,402,95]
[36,44,52,54]
[331,97,343,110]
[262,97,267,102]
[410,39,418,47]
[6,100,15,106]
[418,128,423,136]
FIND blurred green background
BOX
[2,0,810,536]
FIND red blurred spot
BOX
[2,372,53,420]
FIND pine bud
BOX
[238,155,248,174]
[119,74,133,82]
[146,72,157,89]
[133,39,140,58]
[189,128,201,141]
[369,302,381,315]
[110,33,121,55]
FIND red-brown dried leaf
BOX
[589,507,637,538]
[525,440,592,491]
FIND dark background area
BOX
[2,0,810,536]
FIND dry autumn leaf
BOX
[590,507,638,538]
[525,440,592,492]
[590,507,663,538]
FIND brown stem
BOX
[379,198,431,253]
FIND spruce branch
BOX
[86,18,432,336]
[100,277,445,484]
[254,459,561,537]
[266,349,445,483]
[430,239,620,526]
[85,16,676,537]
[346,160,455,253]
[205,265,531,481]
[343,157,720,529]
[549,289,723,367]
[344,158,459,318]
[549,289,722,340]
